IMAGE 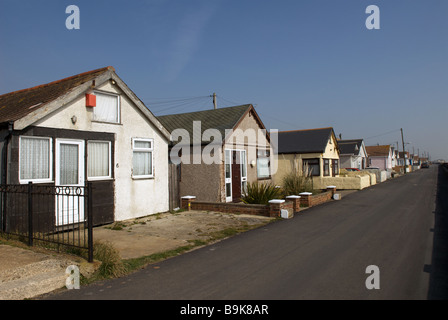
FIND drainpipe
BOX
[1,122,13,185]
[1,122,13,232]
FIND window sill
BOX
[87,177,114,182]
[132,176,155,180]
[19,180,54,185]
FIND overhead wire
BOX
[363,129,401,141]
[146,96,210,114]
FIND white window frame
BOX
[19,136,53,184]
[240,150,247,195]
[225,149,232,202]
[87,140,112,181]
[256,149,271,179]
[224,149,247,202]
[132,138,154,179]
[92,91,121,124]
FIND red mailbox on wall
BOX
[86,93,96,107]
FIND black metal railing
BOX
[0,182,93,262]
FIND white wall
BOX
[34,80,169,221]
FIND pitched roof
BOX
[338,139,364,155]
[0,67,112,124]
[157,104,260,144]
[366,145,391,157]
[0,66,170,140]
[277,127,336,154]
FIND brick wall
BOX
[181,189,334,218]
[300,190,334,207]
[309,191,333,206]
[183,200,270,217]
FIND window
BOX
[19,136,52,183]
[88,141,111,180]
[332,159,339,176]
[240,150,247,194]
[257,149,270,179]
[93,91,120,123]
[323,159,330,176]
[225,150,232,201]
[303,158,320,176]
[132,138,153,178]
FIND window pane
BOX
[257,158,270,178]
[133,151,152,176]
[134,140,151,149]
[20,137,50,180]
[324,159,330,176]
[59,144,78,185]
[241,151,247,178]
[88,142,110,178]
[225,150,231,179]
[226,182,231,197]
[242,181,247,194]
[303,159,320,176]
[94,93,119,123]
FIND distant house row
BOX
[0,67,421,227]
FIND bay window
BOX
[303,158,320,177]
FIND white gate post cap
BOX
[268,199,285,204]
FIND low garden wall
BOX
[184,200,270,216]
[181,186,337,218]
[299,190,333,207]
[313,175,371,190]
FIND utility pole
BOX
[212,93,217,110]
[401,128,407,174]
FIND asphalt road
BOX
[49,165,447,300]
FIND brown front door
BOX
[231,151,241,202]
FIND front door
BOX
[224,150,247,203]
[231,151,241,202]
[55,139,85,226]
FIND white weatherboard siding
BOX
[34,81,169,221]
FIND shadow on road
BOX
[427,164,448,299]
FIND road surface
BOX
[48,165,447,301]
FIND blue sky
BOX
[1,0,447,160]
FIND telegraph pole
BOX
[401,128,407,174]
[212,93,217,110]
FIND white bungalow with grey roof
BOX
[338,139,368,170]
[0,66,170,228]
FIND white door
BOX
[240,150,247,195]
[55,139,85,226]
[225,150,232,202]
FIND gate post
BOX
[87,182,93,263]
[28,182,33,246]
